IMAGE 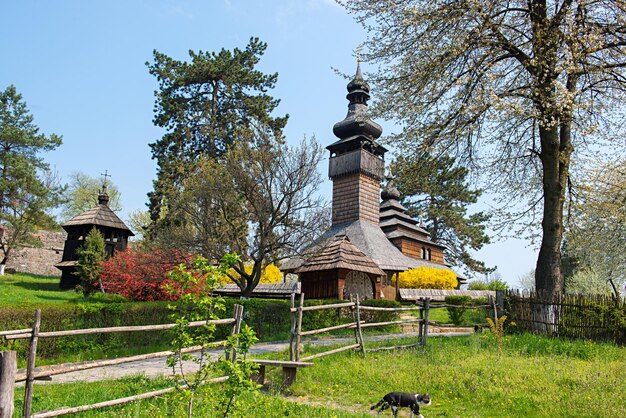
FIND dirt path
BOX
[34,331,471,385]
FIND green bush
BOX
[84,292,128,303]
[0,303,173,363]
[222,298,292,341]
[468,278,508,291]
[445,295,472,325]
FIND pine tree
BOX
[0,85,63,274]
[393,151,492,275]
[146,38,288,229]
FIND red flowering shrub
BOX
[99,247,193,301]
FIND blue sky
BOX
[1,1,537,286]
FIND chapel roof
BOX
[62,204,134,235]
[379,177,438,245]
[283,219,450,273]
[295,234,386,276]
[61,183,134,234]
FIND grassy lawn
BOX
[13,375,366,418]
[12,333,626,417]
[0,273,82,305]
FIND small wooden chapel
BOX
[283,62,460,301]
[56,185,134,289]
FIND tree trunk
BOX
[241,262,263,299]
[535,124,566,300]
[533,109,573,334]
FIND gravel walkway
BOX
[34,330,472,384]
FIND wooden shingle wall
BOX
[332,174,380,225]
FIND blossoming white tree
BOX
[342,0,626,300]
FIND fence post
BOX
[23,308,41,418]
[289,293,296,361]
[295,293,304,361]
[418,299,424,342]
[353,295,366,356]
[422,298,430,346]
[0,351,17,418]
[495,290,504,312]
[490,295,499,324]
[227,304,244,362]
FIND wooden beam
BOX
[250,360,313,368]
[289,301,355,313]
[23,309,41,418]
[367,343,420,352]
[0,351,16,418]
[295,293,304,361]
[5,318,236,340]
[300,344,360,361]
[14,343,226,382]
[289,293,296,361]
[299,322,358,336]
[359,318,422,328]
[0,329,30,338]
[358,306,423,312]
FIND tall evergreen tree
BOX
[0,85,63,274]
[393,151,491,275]
[146,38,288,228]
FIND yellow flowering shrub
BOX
[259,264,282,283]
[222,263,282,284]
[394,266,457,289]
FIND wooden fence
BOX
[506,290,626,344]
[0,305,244,418]
[288,294,495,361]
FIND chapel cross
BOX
[356,44,364,63]
[100,170,111,187]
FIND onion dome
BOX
[98,185,110,206]
[381,175,401,201]
[329,62,384,155]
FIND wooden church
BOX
[283,62,460,300]
[56,185,134,289]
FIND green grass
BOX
[288,333,626,417]
[0,273,82,305]
[13,375,368,417]
[14,333,626,417]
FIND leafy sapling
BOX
[164,253,258,417]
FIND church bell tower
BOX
[328,62,387,225]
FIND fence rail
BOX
[0,307,244,418]
[3,318,236,340]
[289,294,498,361]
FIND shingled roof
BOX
[294,234,385,276]
[283,219,450,273]
[62,204,134,235]
[214,282,301,298]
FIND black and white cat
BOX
[370,392,431,418]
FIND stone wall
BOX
[5,230,65,276]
